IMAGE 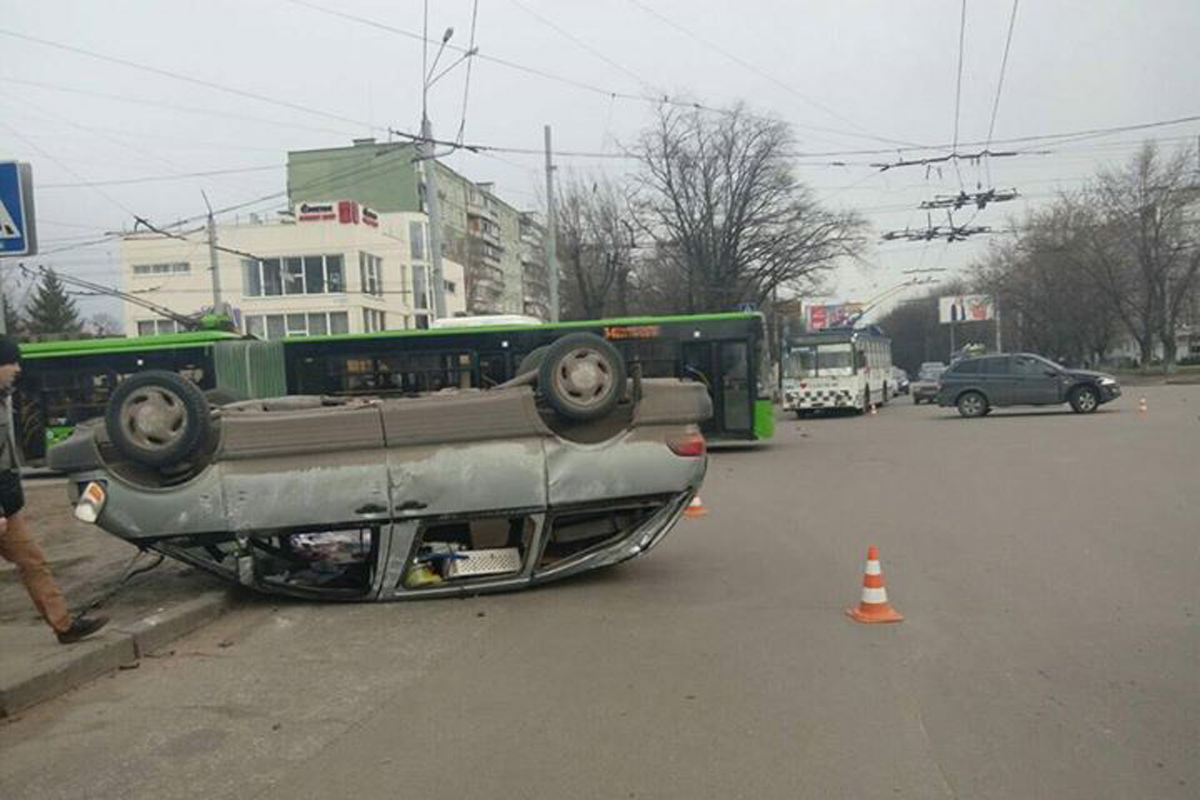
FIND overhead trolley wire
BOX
[984,0,1020,185]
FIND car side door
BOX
[1011,354,1062,404]
[980,356,1013,406]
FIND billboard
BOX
[807,302,863,331]
[939,294,995,324]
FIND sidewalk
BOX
[0,479,239,718]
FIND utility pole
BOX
[419,23,456,321]
[202,191,222,311]
[544,125,559,322]
[422,117,448,319]
[994,297,1002,352]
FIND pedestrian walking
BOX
[0,335,107,644]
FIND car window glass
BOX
[954,359,982,375]
[982,357,1010,375]
[1014,356,1050,376]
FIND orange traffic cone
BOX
[683,495,708,519]
[846,545,904,624]
[1138,397,1147,414]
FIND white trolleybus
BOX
[781,326,893,416]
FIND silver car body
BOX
[50,380,710,601]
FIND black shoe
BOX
[57,615,109,645]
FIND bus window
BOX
[619,340,678,378]
[784,346,817,377]
[817,343,854,373]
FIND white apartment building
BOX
[120,201,466,338]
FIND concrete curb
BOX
[0,589,237,718]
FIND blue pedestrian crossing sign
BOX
[0,162,37,258]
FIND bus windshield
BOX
[785,343,854,377]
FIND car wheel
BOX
[516,346,550,376]
[956,391,988,419]
[105,370,212,467]
[912,395,920,405]
[537,333,627,422]
[1069,385,1099,414]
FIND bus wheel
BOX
[538,333,627,422]
[105,371,212,467]
[516,346,550,376]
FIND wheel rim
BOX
[1077,390,1097,412]
[961,395,983,415]
[552,347,614,411]
[120,387,188,451]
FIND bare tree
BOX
[1085,143,1200,371]
[974,203,1118,366]
[87,312,123,337]
[556,174,637,320]
[632,103,864,313]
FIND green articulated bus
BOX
[15,312,773,464]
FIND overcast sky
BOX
[3,0,1199,324]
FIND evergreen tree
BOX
[1,291,23,338]
[25,270,83,337]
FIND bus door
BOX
[682,340,754,436]
[717,340,753,434]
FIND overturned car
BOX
[49,334,711,601]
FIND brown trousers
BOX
[0,511,72,634]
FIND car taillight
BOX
[667,430,706,457]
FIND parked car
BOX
[937,353,1121,418]
[910,362,946,405]
[49,333,712,601]
[891,367,909,396]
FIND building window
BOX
[359,252,383,297]
[413,265,429,310]
[284,258,305,295]
[444,280,457,295]
[362,308,386,333]
[409,222,426,261]
[245,311,350,340]
[242,255,345,297]
[415,314,430,330]
[136,319,183,336]
[132,262,190,276]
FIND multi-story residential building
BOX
[120,201,465,338]
[518,212,551,319]
[287,139,542,318]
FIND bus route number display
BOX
[603,325,661,340]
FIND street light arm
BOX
[426,47,478,89]
[424,27,455,85]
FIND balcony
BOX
[466,195,498,222]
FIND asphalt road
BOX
[1,387,1197,799]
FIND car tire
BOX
[912,395,920,405]
[1069,385,1099,414]
[516,346,550,376]
[105,370,212,467]
[956,391,988,418]
[537,333,627,422]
